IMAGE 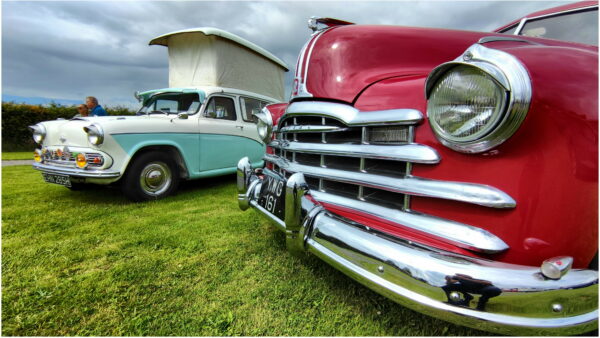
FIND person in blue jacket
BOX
[86,96,107,116]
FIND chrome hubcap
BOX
[140,162,172,196]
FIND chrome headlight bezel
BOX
[84,123,104,145]
[425,43,532,153]
[29,123,47,144]
[254,107,273,144]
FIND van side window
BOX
[240,97,268,123]
[204,97,237,121]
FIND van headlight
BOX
[425,43,532,153]
[84,123,104,145]
[254,107,273,144]
[29,124,46,144]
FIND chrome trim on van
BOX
[33,162,120,178]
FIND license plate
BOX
[42,173,72,187]
[258,174,286,220]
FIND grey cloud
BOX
[2,1,573,108]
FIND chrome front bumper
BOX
[237,157,598,335]
[33,162,121,179]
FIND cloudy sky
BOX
[2,0,571,109]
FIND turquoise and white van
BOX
[30,28,288,201]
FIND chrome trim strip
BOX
[33,162,120,178]
[265,154,516,209]
[310,190,509,253]
[278,125,348,133]
[292,28,327,99]
[478,36,542,45]
[299,28,327,98]
[269,140,440,164]
[284,101,423,127]
[514,18,527,35]
[514,5,598,35]
[306,212,598,335]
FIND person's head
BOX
[77,104,89,116]
[86,96,98,109]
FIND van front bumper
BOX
[237,157,598,335]
[33,162,121,179]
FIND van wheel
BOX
[122,151,180,202]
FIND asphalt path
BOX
[2,160,33,167]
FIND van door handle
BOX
[236,125,244,130]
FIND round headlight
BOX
[428,65,507,143]
[254,107,273,144]
[425,43,532,153]
[84,123,104,145]
[29,124,46,144]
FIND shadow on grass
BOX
[55,174,237,205]
[176,174,236,195]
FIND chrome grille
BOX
[264,101,516,254]
[274,117,413,210]
[42,147,104,167]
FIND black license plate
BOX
[258,174,286,220]
[42,173,72,187]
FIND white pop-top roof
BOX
[149,27,288,101]
[149,27,289,70]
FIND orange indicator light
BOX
[76,153,87,168]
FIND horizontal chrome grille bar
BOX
[270,140,440,164]
[278,125,348,133]
[265,154,515,208]
[310,190,509,253]
[285,101,423,126]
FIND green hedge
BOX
[2,102,136,152]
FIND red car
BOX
[237,2,598,334]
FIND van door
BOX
[198,95,258,171]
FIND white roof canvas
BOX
[149,28,289,101]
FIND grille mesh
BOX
[42,148,104,167]
[270,115,415,211]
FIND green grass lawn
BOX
[2,152,33,160]
[2,165,488,336]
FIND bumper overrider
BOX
[237,157,598,335]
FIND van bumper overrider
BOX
[237,157,598,335]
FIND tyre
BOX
[121,151,180,202]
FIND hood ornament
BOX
[307,16,354,33]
